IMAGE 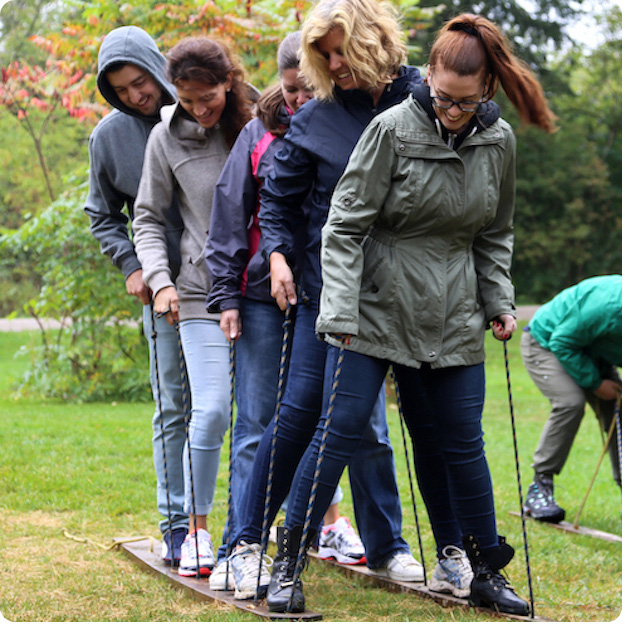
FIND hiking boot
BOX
[370,551,424,582]
[178,529,215,577]
[523,473,565,523]
[463,534,529,616]
[161,527,187,567]
[209,559,235,591]
[267,526,316,613]
[318,516,366,565]
[428,544,473,598]
[229,542,273,600]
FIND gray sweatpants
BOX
[520,331,621,486]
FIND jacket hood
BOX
[412,81,500,149]
[97,25,176,121]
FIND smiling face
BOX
[315,27,360,91]
[175,76,232,129]
[427,66,487,133]
[106,63,163,116]
[280,68,314,112]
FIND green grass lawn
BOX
[0,326,621,622]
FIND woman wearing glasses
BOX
[281,13,556,616]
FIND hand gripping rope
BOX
[287,339,348,613]
[390,367,428,584]
[150,304,175,571]
[255,302,294,603]
[175,321,201,578]
[503,339,535,619]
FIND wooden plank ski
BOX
[509,511,622,543]
[307,550,546,622]
[118,538,322,621]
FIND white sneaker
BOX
[229,542,273,600]
[428,545,473,598]
[371,551,424,582]
[209,559,235,591]
[318,516,366,565]
[178,529,215,577]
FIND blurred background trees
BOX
[0,0,621,399]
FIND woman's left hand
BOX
[491,314,517,341]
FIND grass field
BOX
[0,323,621,622]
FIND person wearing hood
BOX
[133,36,254,578]
[287,13,557,616]
[84,25,188,568]
[225,0,439,609]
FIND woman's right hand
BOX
[220,309,242,342]
[270,252,297,311]
[154,286,179,326]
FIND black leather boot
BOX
[267,526,316,613]
[462,534,530,616]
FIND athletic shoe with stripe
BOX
[428,544,473,597]
[318,516,366,565]
[178,529,215,577]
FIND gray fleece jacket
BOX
[133,104,229,321]
[84,25,182,279]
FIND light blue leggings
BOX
[179,318,230,516]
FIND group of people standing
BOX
[85,0,581,617]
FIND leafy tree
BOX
[0,172,150,401]
[511,5,622,302]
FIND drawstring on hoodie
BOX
[434,117,479,149]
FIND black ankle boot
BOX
[267,526,316,613]
[462,535,530,616]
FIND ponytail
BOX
[430,14,557,133]
[256,82,289,138]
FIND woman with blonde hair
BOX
[133,36,253,577]
[222,0,466,612]
[285,12,557,615]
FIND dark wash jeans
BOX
[285,346,499,556]
[235,300,409,568]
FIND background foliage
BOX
[0,0,621,400]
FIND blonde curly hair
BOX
[300,0,406,101]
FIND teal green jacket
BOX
[529,275,622,391]
[317,94,516,369]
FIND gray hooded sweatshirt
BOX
[84,25,182,279]
[133,103,230,322]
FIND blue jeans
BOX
[143,305,188,534]
[235,301,408,568]
[217,299,286,560]
[179,319,230,516]
[286,347,496,554]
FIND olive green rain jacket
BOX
[317,93,517,369]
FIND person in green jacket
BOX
[277,13,557,616]
[521,275,622,523]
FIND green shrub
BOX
[0,169,150,402]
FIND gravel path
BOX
[0,306,539,332]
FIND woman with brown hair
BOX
[283,13,557,615]
[133,36,253,577]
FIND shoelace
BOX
[229,543,273,575]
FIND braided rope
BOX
[176,322,201,578]
[288,340,347,613]
[222,340,236,584]
[151,305,175,570]
[503,339,535,619]
[391,366,427,584]
[255,303,293,603]
[616,394,622,483]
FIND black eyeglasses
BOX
[429,79,484,113]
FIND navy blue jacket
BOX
[259,65,422,302]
